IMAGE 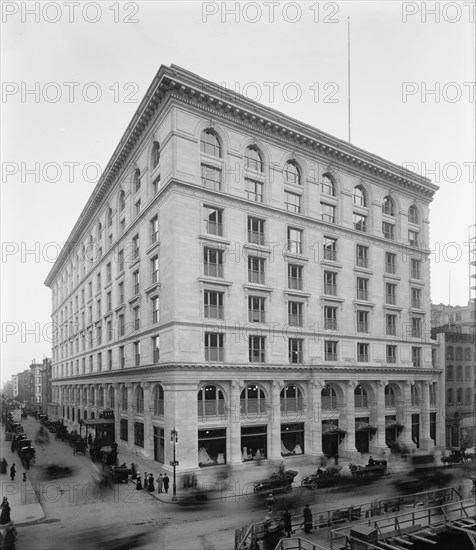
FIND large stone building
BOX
[45,65,442,476]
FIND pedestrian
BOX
[0,497,11,525]
[266,493,275,513]
[131,462,137,480]
[136,472,142,490]
[282,508,292,537]
[301,504,312,534]
[157,473,163,493]
[143,472,148,488]
[0,458,8,474]
[9,464,16,481]
[3,525,17,550]
[87,433,93,447]
[147,473,155,492]
[163,474,170,493]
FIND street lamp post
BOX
[170,427,178,500]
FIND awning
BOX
[356,423,377,432]
[80,418,115,426]
[385,421,404,429]
[323,427,347,435]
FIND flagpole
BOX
[347,16,351,143]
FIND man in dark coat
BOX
[163,474,170,493]
[282,509,292,537]
[302,504,312,533]
[9,464,16,481]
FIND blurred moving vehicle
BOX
[394,453,452,494]
[254,470,298,494]
[301,466,342,489]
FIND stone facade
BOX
[45,65,442,475]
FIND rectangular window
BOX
[205,333,224,362]
[133,270,140,296]
[411,317,422,338]
[119,345,125,368]
[106,291,112,312]
[152,335,160,363]
[412,346,421,367]
[248,217,265,245]
[248,257,265,284]
[408,230,419,247]
[152,175,160,196]
[134,422,144,447]
[97,352,102,371]
[386,283,396,305]
[249,336,265,363]
[107,349,112,370]
[382,221,395,240]
[385,252,396,274]
[323,237,337,261]
[118,282,124,305]
[411,288,421,309]
[386,345,397,363]
[132,234,139,259]
[245,178,263,202]
[204,290,224,320]
[248,296,265,323]
[322,305,337,332]
[135,199,141,217]
[357,343,369,362]
[118,249,124,272]
[204,206,223,236]
[285,191,301,213]
[120,419,128,441]
[356,245,368,268]
[134,307,140,331]
[97,272,101,290]
[281,423,304,456]
[118,314,125,337]
[107,320,112,341]
[288,339,303,364]
[325,340,337,361]
[288,264,303,290]
[324,271,337,295]
[152,296,160,323]
[96,323,102,345]
[321,202,335,223]
[287,227,302,255]
[353,213,367,232]
[151,256,159,284]
[357,310,369,333]
[134,341,140,366]
[386,314,397,336]
[201,164,221,190]
[204,248,223,278]
[288,301,303,326]
[150,216,159,243]
[197,428,226,467]
[120,218,125,234]
[356,277,369,301]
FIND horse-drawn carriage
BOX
[73,439,88,455]
[253,470,299,494]
[55,426,69,442]
[17,439,36,468]
[349,459,392,479]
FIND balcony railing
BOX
[280,397,303,413]
[357,290,368,301]
[197,400,225,417]
[386,294,396,305]
[322,396,338,409]
[357,353,369,362]
[325,319,338,330]
[324,284,337,295]
[240,399,266,415]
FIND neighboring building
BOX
[469,224,476,304]
[30,360,43,408]
[17,369,33,406]
[432,302,476,449]
[40,357,53,414]
[11,375,18,399]
[2,381,13,399]
[45,65,441,476]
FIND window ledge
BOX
[144,282,161,295]
[283,252,309,263]
[354,300,376,308]
[383,304,403,311]
[283,290,311,299]
[320,295,345,303]
[199,234,231,246]
[383,273,401,281]
[321,259,342,268]
[243,284,275,293]
[128,295,141,306]
[146,241,160,256]
[198,277,233,287]
[353,267,373,275]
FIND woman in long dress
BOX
[0,497,11,525]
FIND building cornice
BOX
[45,64,438,287]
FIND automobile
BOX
[253,470,298,494]
[348,459,392,479]
[301,465,343,489]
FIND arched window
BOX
[200,129,221,157]
[321,173,336,196]
[133,168,141,193]
[465,348,472,361]
[121,387,128,411]
[447,365,454,380]
[447,388,454,404]
[408,205,419,224]
[411,385,419,406]
[97,223,102,241]
[245,146,263,172]
[382,196,395,216]
[465,388,471,404]
[353,185,367,207]
[280,385,303,413]
[119,190,126,212]
[153,384,164,416]
[152,141,160,168]
[456,366,463,380]
[136,386,144,413]
[465,366,471,380]
[82,388,87,405]
[447,346,454,360]
[107,207,113,229]
[385,384,396,407]
[198,384,225,417]
[108,387,115,409]
[89,387,95,405]
[321,385,337,410]
[354,385,368,408]
[284,160,301,185]
[456,347,463,360]
[457,388,463,404]
[240,385,266,415]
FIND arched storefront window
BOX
[121,387,128,411]
[385,384,396,407]
[354,385,368,408]
[136,386,144,413]
[153,385,164,416]
[240,385,266,415]
[280,385,303,413]
[321,385,338,410]
[197,385,225,418]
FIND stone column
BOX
[269,381,283,460]
[342,381,358,459]
[228,381,243,465]
[420,381,434,451]
[399,381,414,448]
[307,380,324,458]
[370,380,387,453]
[142,382,153,458]
[113,384,121,444]
[126,383,135,449]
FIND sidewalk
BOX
[0,421,45,526]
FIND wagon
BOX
[253,470,298,494]
[20,446,36,468]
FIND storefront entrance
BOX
[322,421,345,458]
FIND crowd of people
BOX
[133,466,170,493]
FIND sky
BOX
[1,1,475,383]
